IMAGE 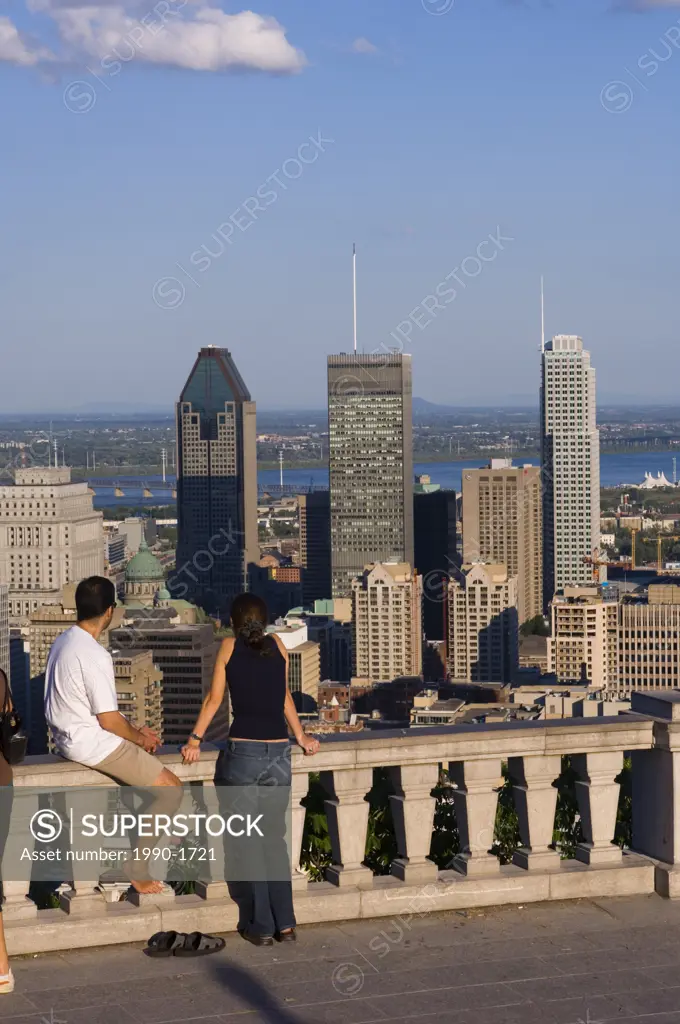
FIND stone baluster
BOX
[320,769,373,888]
[60,881,107,916]
[508,755,561,871]
[291,769,310,892]
[388,764,439,884]
[571,751,624,866]
[1,880,37,921]
[449,759,502,877]
[630,692,680,896]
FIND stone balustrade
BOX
[4,693,680,955]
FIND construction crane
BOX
[656,534,680,572]
[583,549,609,584]
[618,527,639,571]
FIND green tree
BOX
[520,615,550,638]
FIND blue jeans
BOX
[216,740,295,937]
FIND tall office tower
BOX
[462,460,543,625]
[328,353,413,598]
[548,585,618,688]
[618,583,680,695]
[414,478,458,641]
[447,563,519,683]
[541,335,600,602]
[175,347,258,620]
[0,584,9,682]
[351,563,422,684]
[298,491,332,605]
[112,651,163,737]
[0,467,104,624]
[111,619,223,746]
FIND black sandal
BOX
[144,931,187,957]
[174,931,226,957]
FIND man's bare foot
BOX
[130,878,165,895]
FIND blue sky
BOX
[2,0,680,411]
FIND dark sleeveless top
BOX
[226,634,288,740]
[0,672,11,787]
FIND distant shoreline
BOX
[71,446,680,479]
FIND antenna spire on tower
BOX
[540,275,545,354]
[352,243,357,354]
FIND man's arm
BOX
[97,711,159,752]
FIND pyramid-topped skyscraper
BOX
[174,347,258,620]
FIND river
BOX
[88,451,679,508]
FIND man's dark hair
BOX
[75,576,116,622]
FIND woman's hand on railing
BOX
[181,738,201,763]
[297,734,320,756]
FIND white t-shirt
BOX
[44,626,123,767]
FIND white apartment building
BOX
[548,586,619,689]
[541,335,601,601]
[447,563,519,684]
[0,467,104,623]
[351,562,422,685]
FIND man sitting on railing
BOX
[44,576,182,896]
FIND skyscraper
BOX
[541,335,600,601]
[0,466,104,624]
[298,491,332,606]
[175,347,258,619]
[447,563,519,683]
[413,480,458,641]
[352,562,422,684]
[462,460,542,625]
[328,353,413,598]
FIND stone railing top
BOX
[13,714,655,786]
[631,691,680,721]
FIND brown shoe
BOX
[275,929,296,942]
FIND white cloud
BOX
[1,5,305,74]
[0,15,53,64]
[616,0,680,7]
[52,6,306,72]
[351,36,378,55]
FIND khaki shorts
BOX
[94,739,165,788]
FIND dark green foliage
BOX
[615,757,632,850]
[520,615,550,637]
[492,767,521,864]
[429,773,460,868]
[364,770,398,876]
[552,756,584,858]
[300,775,333,881]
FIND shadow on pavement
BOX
[210,959,304,1024]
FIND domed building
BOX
[122,538,198,624]
[124,538,167,608]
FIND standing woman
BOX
[182,593,320,946]
[0,670,14,994]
